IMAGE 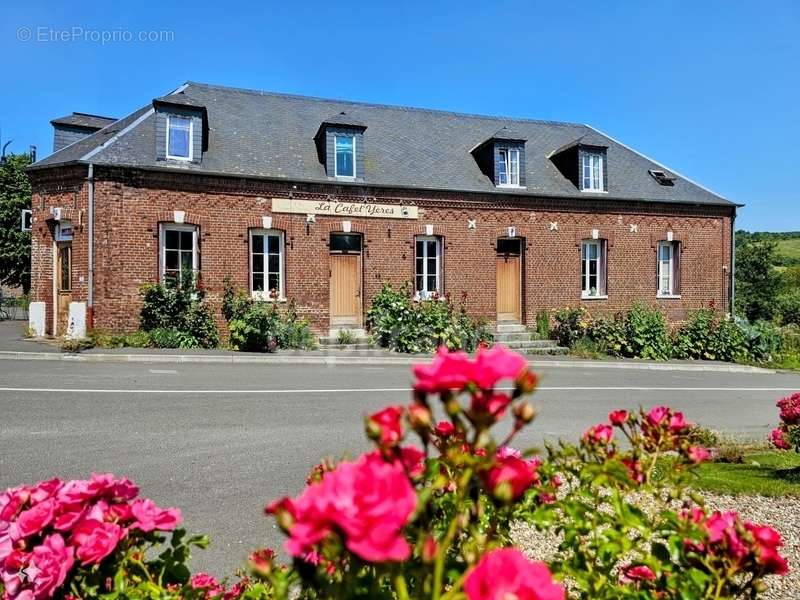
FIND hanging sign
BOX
[55,220,74,242]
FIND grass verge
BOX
[689,452,800,497]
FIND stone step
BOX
[315,343,375,351]
[495,322,527,333]
[500,340,561,350]
[493,332,534,342]
[522,346,569,356]
[318,336,371,346]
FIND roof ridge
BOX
[70,112,117,120]
[184,81,584,128]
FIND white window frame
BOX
[657,241,680,298]
[581,152,605,192]
[250,229,285,301]
[414,235,442,300]
[333,134,356,178]
[21,209,32,232]
[497,148,521,187]
[159,223,198,283]
[166,115,193,161]
[581,240,606,299]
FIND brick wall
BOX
[29,166,734,336]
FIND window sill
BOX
[166,155,192,162]
[497,184,526,190]
[581,294,608,300]
[251,292,287,302]
[657,294,682,299]
[580,189,608,194]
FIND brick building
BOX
[27,82,737,338]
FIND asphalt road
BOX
[1,359,799,575]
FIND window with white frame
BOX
[334,135,355,177]
[166,115,192,160]
[160,224,198,283]
[657,241,680,296]
[581,152,604,191]
[581,239,606,297]
[250,229,284,299]
[415,236,441,299]
[497,148,520,186]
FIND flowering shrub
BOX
[0,473,207,600]
[140,275,218,349]
[770,391,800,451]
[1,347,790,600]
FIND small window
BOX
[330,233,362,253]
[160,224,198,283]
[21,209,32,232]
[498,148,520,186]
[166,115,192,160]
[657,241,680,296]
[582,152,604,191]
[649,169,675,186]
[496,238,522,256]
[251,230,284,299]
[334,135,355,178]
[581,239,607,298]
[415,236,442,299]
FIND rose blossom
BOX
[130,499,181,532]
[687,446,712,463]
[470,392,512,420]
[412,347,475,393]
[270,452,417,562]
[464,548,564,600]
[668,411,688,433]
[608,410,629,426]
[777,392,800,425]
[28,534,74,599]
[367,406,404,447]
[482,452,539,501]
[71,520,124,565]
[582,423,613,445]
[472,345,528,390]
[646,406,670,427]
[745,523,789,575]
[191,572,224,598]
[14,499,56,539]
[434,421,456,438]
[620,564,656,583]
[770,427,791,450]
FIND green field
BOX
[691,452,800,497]
[776,237,800,263]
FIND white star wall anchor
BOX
[548,222,558,231]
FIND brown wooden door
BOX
[56,243,72,335]
[330,254,361,327]
[496,255,521,322]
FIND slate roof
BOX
[32,81,733,207]
[50,112,117,130]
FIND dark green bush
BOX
[139,275,218,349]
[551,307,591,348]
[366,283,491,353]
[148,327,192,349]
[624,302,671,360]
[673,309,716,359]
[777,289,800,326]
[589,314,627,356]
[737,318,783,362]
[535,309,550,339]
[706,317,749,362]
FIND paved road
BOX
[1,359,799,575]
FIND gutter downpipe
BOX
[730,208,736,315]
[87,163,94,330]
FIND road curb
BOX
[0,350,777,373]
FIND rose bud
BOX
[513,401,536,424]
[421,536,438,563]
[515,370,538,395]
[408,403,432,430]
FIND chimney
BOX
[50,112,117,153]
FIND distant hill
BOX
[736,231,800,266]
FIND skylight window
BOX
[649,170,675,186]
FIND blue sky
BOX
[2,1,798,231]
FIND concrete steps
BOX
[493,321,568,355]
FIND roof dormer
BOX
[549,134,608,193]
[315,112,366,180]
[153,96,207,164]
[471,126,527,188]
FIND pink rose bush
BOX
[0,345,790,600]
[769,391,800,451]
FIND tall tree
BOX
[0,153,32,293]
[735,237,782,321]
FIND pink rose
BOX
[14,499,56,540]
[28,534,74,599]
[472,345,528,390]
[496,446,522,459]
[582,424,613,445]
[770,427,791,450]
[482,453,539,501]
[190,572,224,598]
[413,347,474,393]
[687,446,712,463]
[130,499,181,532]
[669,411,688,433]
[620,564,656,583]
[706,511,748,560]
[434,421,456,438]
[608,410,629,426]
[646,406,670,427]
[464,548,564,600]
[470,392,512,420]
[777,392,800,425]
[397,446,426,478]
[275,453,417,563]
[71,520,124,565]
[745,523,789,575]
[29,480,62,505]
[367,406,404,447]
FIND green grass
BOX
[776,237,800,263]
[690,452,800,497]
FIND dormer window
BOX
[166,115,192,160]
[582,152,604,191]
[334,135,355,178]
[498,148,520,187]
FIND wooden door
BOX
[496,254,521,322]
[330,254,361,327]
[56,243,72,335]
